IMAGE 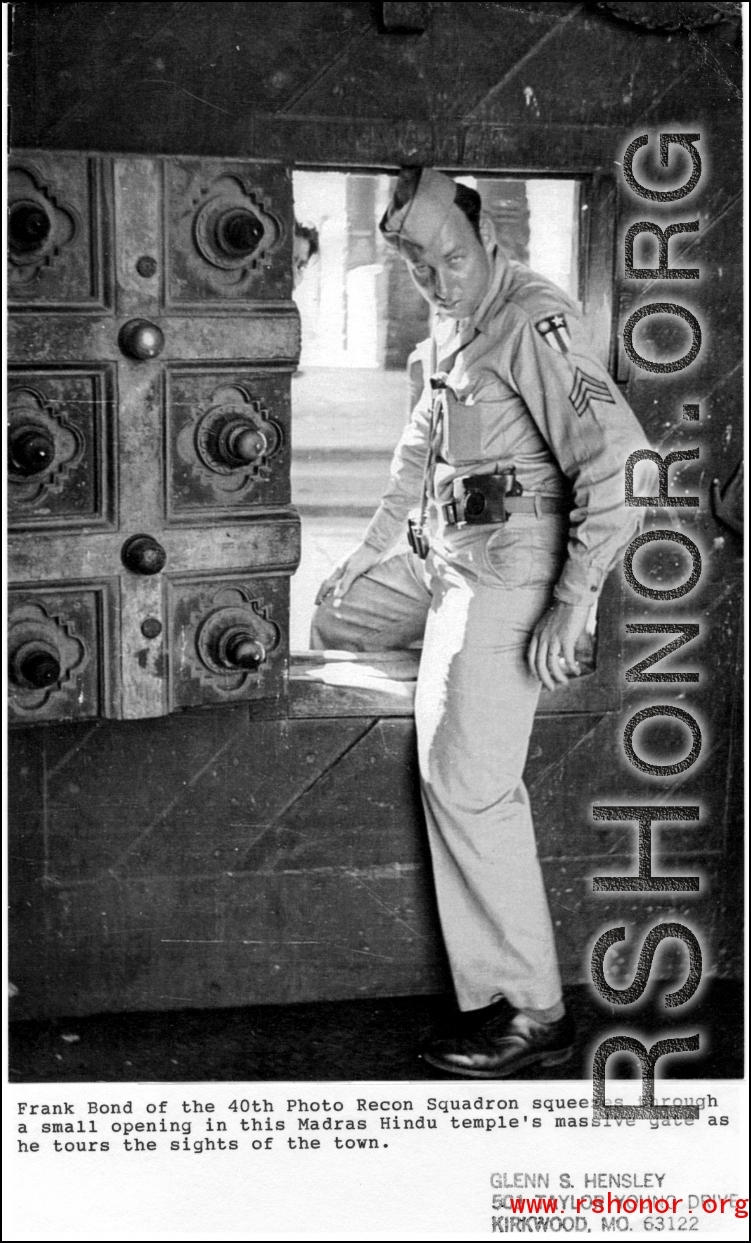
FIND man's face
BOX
[402,204,492,320]
[293,235,312,288]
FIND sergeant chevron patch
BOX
[569,367,616,417]
[535,314,571,353]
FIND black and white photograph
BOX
[4,2,746,1238]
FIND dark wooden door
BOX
[8,152,300,721]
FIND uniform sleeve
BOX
[362,376,431,554]
[506,309,652,607]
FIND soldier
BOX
[311,167,651,1078]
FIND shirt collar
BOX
[468,245,512,333]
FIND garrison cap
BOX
[380,167,457,251]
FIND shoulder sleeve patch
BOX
[535,314,571,354]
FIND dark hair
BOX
[454,183,482,241]
[294,221,320,258]
[390,168,482,241]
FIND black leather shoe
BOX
[422,1001,575,1078]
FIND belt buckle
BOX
[442,498,459,526]
[497,470,523,522]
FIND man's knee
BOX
[309,601,341,650]
[309,598,369,651]
[309,554,429,651]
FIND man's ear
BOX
[479,213,497,252]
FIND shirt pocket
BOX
[443,384,519,465]
[443,390,483,463]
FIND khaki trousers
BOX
[310,516,567,1012]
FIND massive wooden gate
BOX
[7,2,742,1021]
[8,152,299,724]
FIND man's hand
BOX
[527,600,591,692]
[314,543,382,608]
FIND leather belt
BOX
[441,472,569,526]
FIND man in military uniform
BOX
[311,167,650,1078]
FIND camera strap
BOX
[409,323,487,556]
[409,332,467,557]
[415,336,443,528]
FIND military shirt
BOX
[363,248,652,607]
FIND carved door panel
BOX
[8,152,300,722]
